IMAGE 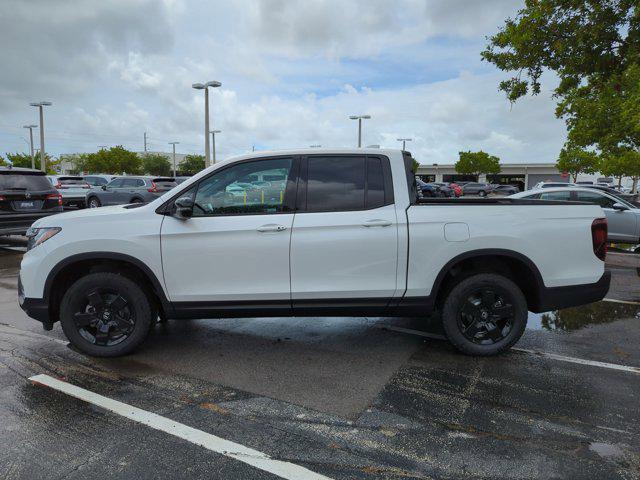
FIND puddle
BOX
[589,442,625,459]
[527,301,640,332]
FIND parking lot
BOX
[1,244,639,479]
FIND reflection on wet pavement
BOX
[528,301,640,332]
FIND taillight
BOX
[55,182,62,189]
[591,218,608,261]
[148,181,158,193]
[0,195,5,201]
[46,193,63,206]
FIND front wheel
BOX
[478,190,487,197]
[441,273,527,356]
[88,197,101,208]
[59,272,153,357]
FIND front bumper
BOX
[533,270,611,312]
[18,276,52,330]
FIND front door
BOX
[573,190,639,242]
[160,156,297,303]
[290,154,399,303]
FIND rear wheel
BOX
[60,272,152,357]
[441,273,527,356]
[88,197,101,208]
[478,190,487,197]
[130,198,143,204]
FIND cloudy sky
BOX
[0,0,567,165]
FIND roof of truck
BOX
[220,148,403,165]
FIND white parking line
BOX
[0,323,69,346]
[28,374,333,480]
[379,325,640,375]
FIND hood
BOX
[32,204,149,228]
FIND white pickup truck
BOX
[19,149,610,357]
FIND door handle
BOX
[362,219,392,227]
[257,224,287,233]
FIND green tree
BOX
[600,150,640,190]
[180,154,205,175]
[142,153,171,176]
[556,147,600,182]
[5,152,57,173]
[455,151,501,178]
[75,146,141,174]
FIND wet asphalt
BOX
[0,244,639,479]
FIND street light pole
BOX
[169,142,180,177]
[30,101,52,171]
[397,137,412,150]
[349,115,371,148]
[210,130,221,164]
[22,124,37,169]
[192,80,221,168]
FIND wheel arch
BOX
[44,252,171,324]
[431,249,544,312]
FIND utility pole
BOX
[210,130,221,164]
[22,124,37,169]
[349,115,371,148]
[169,141,179,177]
[30,101,52,171]
[98,145,107,150]
[144,132,148,153]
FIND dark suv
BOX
[0,167,63,236]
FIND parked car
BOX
[1,167,63,236]
[83,174,117,189]
[175,176,191,185]
[47,175,90,208]
[86,176,177,208]
[415,179,442,197]
[575,181,594,185]
[448,182,463,197]
[462,182,493,197]
[511,187,639,243]
[430,182,455,197]
[532,181,576,189]
[492,185,520,195]
[19,149,609,358]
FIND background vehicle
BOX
[492,185,520,195]
[86,176,177,208]
[430,182,455,197]
[462,182,493,197]
[448,182,462,197]
[175,176,191,185]
[512,187,639,243]
[416,179,441,197]
[575,181,594,185]
[19,149,609,358]
[47,175,90,208]
[1,167,62,236]
[84,174,117,189]
[533,181,575,189]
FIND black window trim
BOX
[156,155,301,217]
[295,153,395,214]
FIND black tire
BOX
[130,198,143,203]
[88,196,101,208]
[441,273,527,356]
[60,272,152,357]
[478,190,487,197]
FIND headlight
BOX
[26,227,61,251]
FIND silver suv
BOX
[86,176,177,208]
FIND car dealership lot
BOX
[1,247,639,479]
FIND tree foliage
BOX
[142,153,171,176]
[4,152,58,173]
[483,1,640,189]
[455,151,501,177]
[556,147,600,182]
[74,146,142,174]
[180,154,205,175]
[600,150,640,189]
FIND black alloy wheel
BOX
[458,288,513,345]
[74,289,135,346]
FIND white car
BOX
[532,181,576,189]
[511,187,640,243]
[46,175,91,208]
[19,149,610,357]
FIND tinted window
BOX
[307,156,365,211]
[86,176,108,186]
[574,191,615,208]
[58,177,86,185]
[192,158,293,216]
[121,178,139,188]
[539,191,571,201]
[0,173,52,191]
[366,157,385,208]
[152,178,177,190]
[107,178,124,188]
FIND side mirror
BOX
[101,185,107,191]
[612,202,629,211]
[174,196,194,219]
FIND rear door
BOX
[290,154,398,304]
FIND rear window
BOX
[0,172,52,191]
[58,177,86,185]
[152,178,177,189]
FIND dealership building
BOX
[416,162,576,191]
